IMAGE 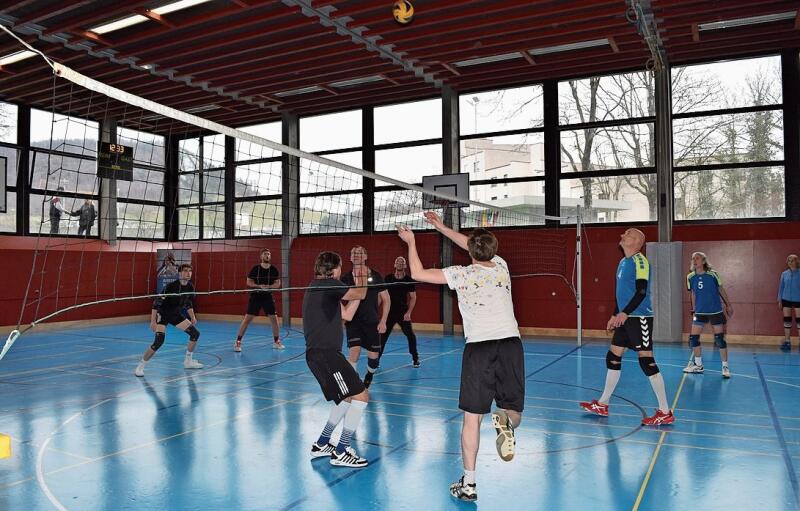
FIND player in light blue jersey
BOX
[778,254,800,351]
[684,252,734,378]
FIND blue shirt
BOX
[778,269,800,302]
[687,270,723,314]
[616,253,653,317]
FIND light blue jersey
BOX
[616,252,653,317]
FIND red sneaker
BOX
[579,399,609,417]
[642,409,674,426]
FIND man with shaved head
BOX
[381,256,420,368]
[579,228,674,426]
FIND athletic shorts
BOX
[306,348,366,404]
[458,337,525,415]
[346,321,381,352]
[781,300,800,309]
[611,316,654,352]
[156,310,186,327]
[247,294,276,316]
[692,312,726,326]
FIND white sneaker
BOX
[134,362,145,377]
[233,340,242,352]
[184,358,204,369]
[330,446,368,467]
[310,442,336,458]
[449,476,477,501]
[273,340,286,350]
[683,361,704,374]
[722,366,731,379]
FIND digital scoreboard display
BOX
[97,142,133,181]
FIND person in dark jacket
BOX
[48,186,65,234]
[70,199,96,236]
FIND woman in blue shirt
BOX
[778,254,800,351]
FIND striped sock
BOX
[335,400,367,454]
[318,401,350,445]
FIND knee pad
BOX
[367,357,380,370]
[714,333,727,349]
[688,334,701,348]
[150,331,165,351]
[185,325,200,342]
[784,316,793,329]
[638,356,660,376]
[605,351,622,370]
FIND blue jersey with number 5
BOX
[686,270,723,314]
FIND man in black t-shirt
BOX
[381,256,420,367]
[340,245,390,388]
[234,248,283,352]
[135,263,204,377]
[304,251,370,468]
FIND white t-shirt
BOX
[442,255,520,343]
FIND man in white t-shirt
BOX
[397,211,524,503]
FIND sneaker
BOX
[310,442,336,458]
[273,340,286,350]
[449,476,477,502]
[233,340,242,353]
[579,399,609,417]
[683,361,704,374]
[412,358,420,368]
[781,341,791,352]
[184,358,204,369]
[363,371,374,388]
[642,409,675,426]
[491,409,516,462]
[330,446,368,468]
[134,362,145,377]
[722,366,731,379]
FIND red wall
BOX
[1,221,798,337]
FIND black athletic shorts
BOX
[346,321,381,352]
[692,312,726,326]
[156,310,186,327]
[247,294,276,316]
[782,299,800,309]
[306,348,366,404]
[611,316,654,352]
[459,337,525,415]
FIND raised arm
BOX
[398,226,448,285]
[423,211,469,252]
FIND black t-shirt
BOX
[341,268,385,324]
[384,273,416,314]
[153,280,195,314]
[303,279,348,350]
[248,264,279,286]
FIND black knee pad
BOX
[638,356,659,376]
[714,333,727,349]
[606,351,622,370]
[185,325,200,342]
[784,316,793,329]
[688,334,700,348]
[150,331,165,351]
[367,357,380,370]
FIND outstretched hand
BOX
[397,224,415,244]
[423,211,444,230]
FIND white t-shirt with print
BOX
[442,255,520,343]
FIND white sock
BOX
[695,356,702,367]
[185,351,193,360]
[722,361,729,369]
[463,469,476,485]
[139,358,148,365]
[598,369,621,404]
[648,373,670,412]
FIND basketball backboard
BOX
[422,173,469,209]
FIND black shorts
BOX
[782,300,800,309]
[156,310,186,327]
[247,294,276,316]
[306,348,366,404]
[459,337,525,415]
[345,321,381,352]
[692,312,726,326]
[611,316,654,352]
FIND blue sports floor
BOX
[0,320,799,510]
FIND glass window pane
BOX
[375,98,442,144]
[203,134,226,168]
[1,146,19,187]
[236,121,282,161]
[117,127,165,166]
[674,167,785,220]
[300,110,361,152]
[203,170,225,203]
[235,200,282,236]
[29,193,99,236]
[179,138,200,172]
[117,168,164,202]
[0,102,18,144]
[178,207,200,239]
[561,124,654,172]
[30,152,99,195]
[178,173,200,205]
[461,134,544,181]
[374,190,425,231]
[673,112,783,166]
[560,175,657,223]
[464,181,545,227]
[236,161,282,197]
[672,56,782,114]
[301,151,362,194]
[559,72,654,125]
[300,194,362,233]
[460,85,543,135]
[117,202,164,239]
[0,192,16,233]
[203,205,225,239]
[375,144,441,185]
[30,109,99,155]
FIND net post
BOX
[576,205,582,346]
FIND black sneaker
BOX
[412,358,420,368]
[781,340,791,352]
[449,476,477,501]
[330,446,368,468]
[363,371,374,388]
[310,442,336,458]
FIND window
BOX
[116,127,166,239]
[0,102,18,233]
[177,135,226,240]
[375,98,441,144]
[234,122,282,237]
[460,84,543,136]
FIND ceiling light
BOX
[329,75,384,88]
[152,0,212,15]
[453,52,522,68]
[530,39,609,56]
[0,50,36,66]
[90,0,213,34]
[274,85,324,97]
[697,11,796,31]
[185,104,219,113]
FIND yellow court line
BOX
[632,368,689,511]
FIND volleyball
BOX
[393,0,414,25]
